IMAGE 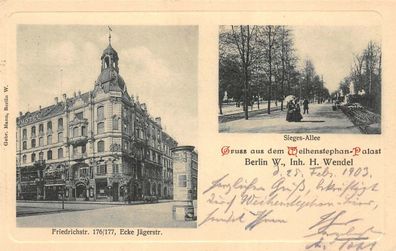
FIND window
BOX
[31,139,36,148]
[47,135,52,145]
[22,129,27,140]
[80,168,88,177]
[104,56,110,68]
[97,140,105,153]
[39,152,44,161]
[178,175,187,187]
[97,106,104,120]
[75,112,83,120]
[97,122,104,134]
[47,121,52,133]
[73,127,79,137]
[97,164,107,175]
[47,150,52,160]
[22,141,27,150]
[58,148,64,159]
[58,118,63,131]
[22,155,27,164]
[81,126,87,136]
[39,137,44,146]
[112,116,119,130]
[58,132,63,142]
[73,145,78,155]
[31,126,36,137]
[31,153,36,162]
[113,164,119,174]
[39,124,44,135]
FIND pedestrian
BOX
[293,102,303,122]
[303,98,309,114]
[286,100,295,122]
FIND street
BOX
[219,103,361,134]
[17,201,197,228]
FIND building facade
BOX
[16,39,178,202]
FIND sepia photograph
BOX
[15,25,198,228]
[219,25,381,134]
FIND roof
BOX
[17,102,65,127]
[96,67,126,93]
[101,44,119,60]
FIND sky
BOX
[17,25,198,146]
[292,25,381,92]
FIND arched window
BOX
[39,137,44,146]
[39,124,44,135]
[22,129,27,140]
[22,154,27,164]
[31,153,36,162]
[58,132,63,142]
[39,152,44,161]
[112,116,119,130]
[97,140,105,152]
[47,150,52,160]
[81,126,87,136]
[104,56,110,68]
[47,121,52,133]
[58,118,63,131]
[22,141,27,150]
[31,139,36,148]
[47,135,52,145]
[97,106,104,120]
[58,148,64,159]
[97,122,104,134]
[31,126,36,137]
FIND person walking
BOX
[303,98,309,114]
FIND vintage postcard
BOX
[0,1,395,250]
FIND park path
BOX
[219,103,361,134]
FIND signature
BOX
[304,210,382,251]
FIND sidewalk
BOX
[17,199,173,206]
[219,102,281,123]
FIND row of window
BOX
[21,106,107,140]
[21,120,116,150]
[21,140,106,164]
[22,133,64,150]
[22,118,63,140]
[22,148,64,164]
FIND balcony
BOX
[72,152,88,160]
[34,160,46,166]
[68,135,88,146]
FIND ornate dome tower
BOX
[95,29,127,94]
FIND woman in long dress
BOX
[286,100,295,122]
[293,103,303,122]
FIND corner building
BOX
[16,40,178,202]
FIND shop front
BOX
[43,164,66,201]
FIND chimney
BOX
[54,97,59,104]
[141,103,146,111]
[78,90,81,97]
[73,92,76,97]
[155,117,161,126]
[62,93,67,101]
[39,105,42,110]
[19,112,22,116]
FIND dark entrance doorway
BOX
[76,183,86,200]
[112,183,119,201]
